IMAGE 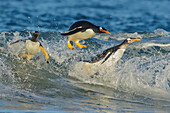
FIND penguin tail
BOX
[60,28,84,36]
[60,32,69,36]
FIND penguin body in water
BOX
[83,38,141,72]
[10,31,50,63]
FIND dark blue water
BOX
[1,0,170,32]
[0,0,170,112]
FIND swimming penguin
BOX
[83,38,141,72]
[60,20,111,50]
[10,31,50,63]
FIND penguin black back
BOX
[69,21,98,31]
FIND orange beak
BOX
[132,38,141,42]
[102,30,111,34]
[35,33,40,35]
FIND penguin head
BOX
[33,31,40,37]
[125,38,141,44]
[31,31,40,42]
[95,26,111,34]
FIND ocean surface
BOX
[0,0,170,112]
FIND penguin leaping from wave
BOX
[10,31,50,63]
[83,38,141,72]
[61,20,111,50]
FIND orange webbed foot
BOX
[75,41,87,48]
[67,41,74,50]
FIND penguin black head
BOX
[31,31,40,42]
[97,26,111,34]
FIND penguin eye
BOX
[127,38,131,40]
[99,27,103,31]
[127,38,132,41]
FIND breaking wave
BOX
[0,29,169,110]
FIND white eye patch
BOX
[127,38,131,41]
[100,27,103,31]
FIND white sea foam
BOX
[70,54,170,100]
[0,31,169,106]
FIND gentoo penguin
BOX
[10,31,50,63]
[61,20,111,50]
[83,38,141,72]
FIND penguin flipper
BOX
[101,48,118,64]
[84,48,118,64]
[10,39,26,45]
[60,28,86,36]
[39,44,50,63]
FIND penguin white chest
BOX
[111,49,125,62]
[25,40,40,55]
[102,49,125,66]
[69,29,96,41]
